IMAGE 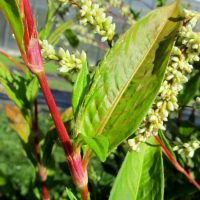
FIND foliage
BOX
[0,0,200,200]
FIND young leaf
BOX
[0,0,25,53]
[39,0,54,40]
[48,20,75,45]
[109,137,164,200]
[158,130,176,159]
[26,75,39,104]
[65,188,78,200]
[81,135,109,162]
[75,2,181,159]
[72,61,89,116]
[64,29,79,48]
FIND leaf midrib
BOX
[95,5,176,136]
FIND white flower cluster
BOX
[40,40,57,60]
[128,10,200,152]
[40,40,86,74]
[173,140,200,158]
[179,12,200,63]
[79,0,116,41]
[58,48,86,73]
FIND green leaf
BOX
[65,188,78,200]
[0,176,6,186]
[0,63,23,109]
[76,2,181,159]
[156,0,167,7]
[0,63,32,122]
[109,137,164,200]
[178,72,200,105]
[72,61,89,115]
[26,75,39,104]
[158,130,176,159]
[39,0,54,40]
[0,0,25,53]
[64,29,79,48]
[48,20,75,45]
[82,135,109,162]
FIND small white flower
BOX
[78,0,115,41]
[40,40,87,74]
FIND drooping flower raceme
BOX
[128,10,200,152]
[40,40,86,74]
[173,140,200,158]
[58,0,116,42]
[79,0,116,42]
[58,48,86,73]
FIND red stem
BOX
[41,182,50,200]
[155,136,200,191]
[81,186,89,200]
[37,72,72,152]
[37,72,88,194]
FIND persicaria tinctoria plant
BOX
[0,0,200,199]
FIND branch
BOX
[155,136,200,191]
[0,50,26,72]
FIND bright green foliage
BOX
[39,0,54,40]
[0,64,29,114]
[76,2,181,160]
[109,137,164,200]
[65,188,78,200]
[158,130,176,159]
[72,61,89,116]
[81,135,109,161]
[0,63,39,143]
[48,20,75,45]
[0,63,38,123]
[64,29,80,48]
[0,0,25,53]
[26,75,39,104]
